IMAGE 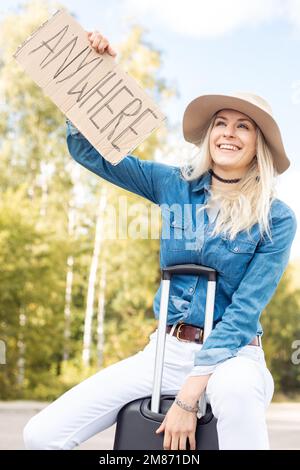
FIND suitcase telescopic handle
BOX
[151,264,217,415]
[162,264,217,281]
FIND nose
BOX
[223,125,236,138]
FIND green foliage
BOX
[0,185,67,398]
[261,264,300,396]
[102,314,157,367]
[0,1,298,402]
[0,1,171,400]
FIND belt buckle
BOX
[176,322,189,343]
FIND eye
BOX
[215,120,250,130]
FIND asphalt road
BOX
[0,401,299,450]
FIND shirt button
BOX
[189,287,194,294]
[233,246,239,252]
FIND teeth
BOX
[219,144,240,151]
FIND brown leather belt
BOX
[166,322,261,347]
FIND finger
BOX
[89,31,103,44]
[155,426,163,434]
[188,433,196,451]
[170,434,179,451]
[89,31,98,42]
[107,44,117,57]
[156,419,165,434]
[92,36,101,49]
[97,38,109,53]
[163,431,171,450]
[179,434,187,451]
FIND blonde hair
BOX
[180,115,277,242]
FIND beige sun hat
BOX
[182,92,290,174]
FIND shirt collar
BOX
[191,170,212,193]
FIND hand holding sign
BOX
[14,10,166,165]
[87,31,117,57]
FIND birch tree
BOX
[82,186,108,366]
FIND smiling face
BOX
[209,109,257,175]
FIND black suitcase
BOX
[113,264,219,450]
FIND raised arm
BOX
[66,30,173,205]
[66,120,171,205]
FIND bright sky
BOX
[2,0,300,259]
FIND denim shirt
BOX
[66,121,297,372]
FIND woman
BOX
[23,31,297,450]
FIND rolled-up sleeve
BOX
[190,203,297,374]
[66,120,172,205]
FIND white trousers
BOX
[23,330,274,450]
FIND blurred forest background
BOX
[0,1,299,401]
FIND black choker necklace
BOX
[209,169,241,184]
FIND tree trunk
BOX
[82,186,107,367]
[97,261,107,368]
[17,308,26,388]
[63,254,74,361]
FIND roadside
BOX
[0,401,299,450]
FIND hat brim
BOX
[182,94,290,174]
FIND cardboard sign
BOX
[14,9,166,164]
